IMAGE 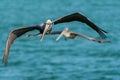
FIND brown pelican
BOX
[56,27,110,43]
[2,12,108,66]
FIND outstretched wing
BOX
[49,31,61,35]
[2,26,39,66]
[70,32,110,43]
[53,12,107,38]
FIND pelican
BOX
[56,27,110,43]
[2,12,108,66]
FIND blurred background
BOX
[0,0,120,80]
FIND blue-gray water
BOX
[0,0,120,80]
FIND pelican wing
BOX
[53,12,107,38]
[49,31,61,34]
[70,32,110,43]
[2,26,39,66]
[24,31,61,37]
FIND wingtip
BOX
[98,40,111,43]
[2,56,8,66]
[98,30,107,39]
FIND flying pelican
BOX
[56,27,109,43]
[2,12,108,66]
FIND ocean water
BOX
[0,0,120,80]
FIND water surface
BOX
[0,0,120,80]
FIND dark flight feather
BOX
[2,26,39,66]
[53,12,107,38]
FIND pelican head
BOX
[56,27,70,41]
[64,27,69,32]
[40,19,52,41]
[45,19,52,25]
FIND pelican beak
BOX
[56,28,67,41]
[40,19,52,41]
[40,25,50,41]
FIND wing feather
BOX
[2,26,39,66]
[70,32,109,43]
[53,12,107,38]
